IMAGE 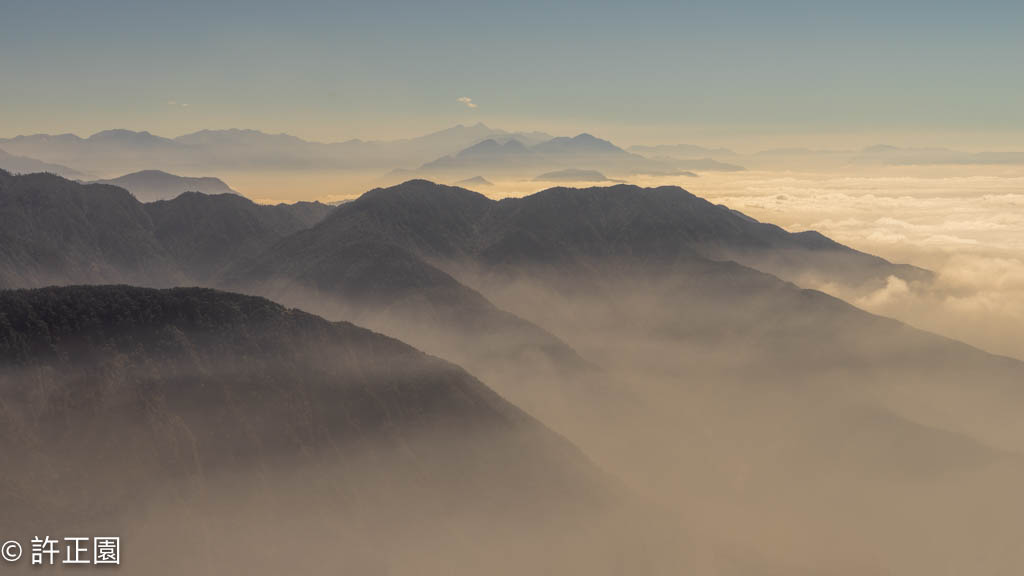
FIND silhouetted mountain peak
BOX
[524,183,694,204]
[533,133,626,155]
[89,128,151,138]
[351,180,492,224]
[459,138,498,153]
[861,144,903,153]
[361,179,488,202]
[161,189,246,203]
[456,138,530,158]
[87,129,172,146]
[533,168,615,182]
[92,169,239,202]
[455,175,494,187]
[420,122,497,140]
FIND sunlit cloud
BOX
[457,96,477,109]
[664,170,1024,360]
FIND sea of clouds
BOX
[688,170,1024,360]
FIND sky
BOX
[2,0,1023,148]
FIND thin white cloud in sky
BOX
[457,97,477,109]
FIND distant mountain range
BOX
[533,133,627,155]
[4,126,1021,188]
[642,142,1024,170]
[405,133,677,181]
[417,133,626,172]
[403,133,748,181]
[0,123,556,176]
[0,125,750,184]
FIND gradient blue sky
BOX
[2,0,1022,146]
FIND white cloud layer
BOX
[676,170,1024,360]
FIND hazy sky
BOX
[2,0,1023,147]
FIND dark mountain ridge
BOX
[0,171,592,412]
[146,191,334,281]
[220,183,593,402]
[0,170,333,288]
[0,285,615,575]
[0,170,182,288]
[457,138,532,157]
[316,180,926,290]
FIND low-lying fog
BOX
[7,162,1021,574]
[244,168,1024,574]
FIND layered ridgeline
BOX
[0,286,634,575]
[0,124,557,175]
[226,181,1023,442]
[0,126,744,182]
[227,180,1024,575]
[0,170,592,413]
[0,170,333,287]
[319,180,928,291]
[223,179,931,389]
[0,173,577,397]
[6,173,1024,572]
[219,181,594,404]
